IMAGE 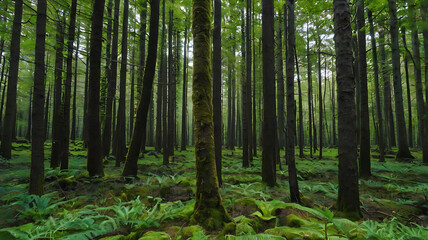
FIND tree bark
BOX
[71,26,81,141]
[317,36,323,160]
[0,0,22,159]
[87,0,106,177]
[368,9,385,162]
[102,0,119,158]
[44,84,50,141]
[122,0,160,177]
[277,13,285,152]
[262,0,276,187]
[295,46,304,157]
[213,0,222,185]
[181,20,188,151]
[307,27,313,158]
[190,0,231,230]
[30,0,47,196]
[356,0,370,176]
[334,0,361,220]
[401,27,413,148]
[26,88,32,141]
[388,0,413,159]
[286,0,300,203]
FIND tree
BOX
[213,0,222,185]
[262,0,276,187]
[0,0,23,159]
[30,0,47,196]
[388,0,413,160]
[122,0,160,177]
[87,0,106,177]
[71,26,81,141]
[286,0,300,203]
[333,0,361,220]
[368,9,385,163]
[190,0,231,230]
[277,13,285,152]
[181,19,189,151]
[102,0,119,158]
[401,27,413,148]
[356,0,370,176]
[114,0,129,166]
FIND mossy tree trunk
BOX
[190,0,231,230]
[122,0,159,177]
[0,0,22,159]
[30,0,47,196]
[87,0,106,177]
[213,0,222,186]
[334,0,362,220]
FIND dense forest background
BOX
[0,0,427,239]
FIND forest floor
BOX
[0,140,427,239]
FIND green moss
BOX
[265,226,324,240]
[160,184,171,198]
[190,205,231,230]
[285,214,307,227]
[179,225,205,239]
[216,222,236,239]
[99,235,125,240]
[334,210,362,221]
[138,231,170,240]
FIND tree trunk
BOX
[277,13,285,152]
[409,1,428,163]
[130,46,135,142]
[44,84,50,141]
[26,88,32,141]
[161,0,168,165]
[114,0,129,166]
[0,0,22,159]
[137,0,147,98]
[422,0,428,105]
[87,0,106,177]
[356,0,370,176]
[334,0,361,220]
[61,0,78,170]
[181,20,188,151]
[82,33,90,146]
[295,46,304,157]
[286,0,300,203]
[190,0,231,230]
[317,36,323,160]
[307,27,313,158]
[388,0,413,160]
[231,43,236,150]
[155,0,166,153]
[213,0,222,185]
[122,0,160,177]
[368,9,385,162]
[401,27,413,148]
[71,26,81,141]
[379,29,396,149]
[262,0,276,187]
[102,0,119,158]
[246,0,253,162]
[30,0,47,196]
[51,17,65,169]
[252,0,257,156]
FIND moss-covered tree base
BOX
[334,210,362,221]
[190,204,232,231]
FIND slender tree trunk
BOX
[51,18,65,169]
[82,33,90,146]
[246,0,253,162]
[262,0,276,187]
[161,0,168,165]
[388,0,413,159]
[130,47,135,141]
[181,21,188,151]
[422,0,428,105]
[213,0,222,185]
[114,0,129,166]
[334,0,361,219]
[317,36,323,160]
[252,0,257,156]
[295,46,304,157]
[277,13,285,151]
[87,0,106,177]
[61,0,78,170]
[44,84,50,141]
[409,1,428,163]
[155,0,166,153]
[26,88,32,141]
[331,71,337,146]
[30,0,47,196]
[0,0,22,159]
[231,43,236,150]
[190,0,231,230]
[137,0,147,98]
[307,28,313,158]
[357,0,370,176]
[102,0,119,158]
[368,9,385,162]
[0,58,7,134]
[286,0,300,203]
[379,29,395,149]
[122,0,160,177]
[71,26,81,141]
[401,27,413,148]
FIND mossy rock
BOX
[285,214,307,227]
[172,200,195,220]
[99,235,125,240]
[178,225,205,239]
[216,222,236,239]
[265,226,324,240]
[123,232,140,240]
[138,231,170,240]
